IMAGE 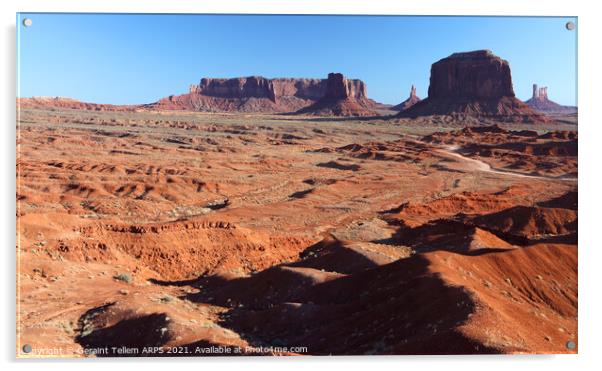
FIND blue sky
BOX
[17,14,577,106]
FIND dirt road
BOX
[436,145,577,182]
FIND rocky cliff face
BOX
[196,76,277,102]
[526,84,577,114]
[17,97,136,111]
[191,75,368,102]
[272,78,326,101]
[296,73,377,117]
[427,50,515,99]
[392,85,421,111]
[322,73,368,100]
[146,75,375,114]
[400,50,547,123]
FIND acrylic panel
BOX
[16,13,578,357]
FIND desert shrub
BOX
[113,273,132,283]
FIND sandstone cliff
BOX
[17,97,136,112]
[196,76,277,101]
[295,73,378,117]
[146,75,377,114]
[526,84,577,114]
[400,50,547,123]
[145,76,317,113]
[392,85,421,111]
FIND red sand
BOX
[17,107,577,356]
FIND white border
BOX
[2,1,600,370]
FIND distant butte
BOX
[18,74,385,116]
[16,96,135,112]
[148,76,327,113]
[525,84,577,114]
[295,73,379,117]
[391,85,421,111]
[17,52,574,121]
[399,50,548,123]
[148,74,381,115]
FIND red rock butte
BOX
[392,85,421,111]
[148,74,379,116]
[147,76,326,113]
[17,50,577,123]
[18,73,384,117]
[296,73,379,117]
[526,84,577,114]
[400,50,548,123]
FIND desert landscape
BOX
[17,49,577,356]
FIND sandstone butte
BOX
[147,76,328,113]
[391,85,421,111]
[18,74,382,117]
[17,50,576,122]
[155,73,382,116]
[399,50,549,123]
[525,84,577,114]
[295,73,380,117]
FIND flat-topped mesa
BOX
[428,50,515,99]
[322,73,368,101]
[190,75,368,104]
[392,84,421,111]
[526,84,577,114]
[30,74,381,115]
[149,75,378,113]
[271,78,326,101]
[296,73,378,117]
[400,50,547,123]
[17,96,135,111]
[195,76,277,102]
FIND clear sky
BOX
[17,14,577,106]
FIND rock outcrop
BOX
[399,50,547,123]
[146,76,326,113]
[196,76,278,101]
[322,73,368,101]
[272,78,327,101]
[145,75,381,115]
[428,50,515,99]
[295,73,378,116]
[526,84,577,114]
[20,75,384,116]
[392,85,421,111]
[17,97,136,111]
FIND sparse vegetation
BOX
[17,105,577,356]
[113,273,132,283]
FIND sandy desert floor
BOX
[16,108,577,356]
